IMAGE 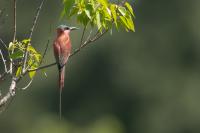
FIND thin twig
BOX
[10,0,17,74]
[0,38,8,49]
[20,79,33,90]
[80,25,87,46]
[40,40,49,64]
[23,0,45,72]
[28,0,45,39]
[71,29,108,56]
[0,49,8,72]
[13,0,16,42]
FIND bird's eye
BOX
[65,27,70,30]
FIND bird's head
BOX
[57,25,79,35]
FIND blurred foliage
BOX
[62,0,135,31]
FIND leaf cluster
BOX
[8,39,41,79]
[62,0,135,31]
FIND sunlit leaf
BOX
[10,50,23,59]
[69,6,79,17]
[8,42,15,50]
[85,9,91,19]
[110,4,118,29]
[28,45,37,53]
[22,39,31,44]
[103,7,112,20]
[125,2,135,17]
[63,0,75,17]
[119,16,129,31]
[16,66,22,77]
[126,13,135,31]
[96,11,101,30]
[118,6,126,16]
[34,54,42,63]
[29,70,36,79]
[97,0,108,7]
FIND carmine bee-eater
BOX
[53,25,78,119]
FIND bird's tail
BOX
[59,66,65,90]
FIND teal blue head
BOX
[57,25,79,31]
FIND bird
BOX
[53,25,78,119]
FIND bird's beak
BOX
[70,27,79,31]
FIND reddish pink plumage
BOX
[53,28,71,90]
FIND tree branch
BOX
[0,38,8,49]
[10,0,17,75]
[0,49,8,72]
[23,0,45,72]
[28,0,45,39]
[0,78,17,109]
[20,79,33,90]
[80,25,87,46]
[13,0,16,42]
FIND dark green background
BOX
[1,0,200,133]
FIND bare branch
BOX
[71,29,108,56]
[0,49,8,72]
[40,40,49,64]
[20,79,33,90]
[9,0,17,75]
[23,0,45,73]
[80,26,87,46]
[28,0,45,39]
[28,62,56,72]
[13,0,16,42]
[0,92,12,109]
[0,38,8,49]
[0,78,16,108]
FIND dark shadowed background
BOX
[1,0,200,133]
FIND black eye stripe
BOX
[65,27,70,30]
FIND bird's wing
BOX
[58,37,71,68]
[59,52,69,68]
[53,41,61,68]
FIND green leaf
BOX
[110,4,117,21]
[119,16,129,31]
[10,50,23,59]
[28,45,37,53]
[103,7,112,20]
[63,0,75,17]
[77,12,89,26]
[60,9,66,18]
[22,39,31,44]
[89,0,95,9]
[34,54,42,63]
[110,4,118,29]
[69,6,79,17]
[125,2,135,17]
[16,67,22,77]
[29,70,36,79]
[84,9,91,19]
[96,11,102,30]
[8,42,15,51]
[118,6,126,16]
[126,13,135,31]
[97,0,108,7]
